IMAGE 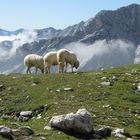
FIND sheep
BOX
[57,49,79,73]
[24,54,44,74]
[44,51,58,73]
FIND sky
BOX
[0,0,140,31]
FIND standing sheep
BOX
[57,49,79,73]
[24,54,44,74]
[44,51,58,73]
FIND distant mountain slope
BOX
[0,28,24,36]
[0,4,140,73]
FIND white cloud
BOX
[64,39,136,70]
[0,30,37,60]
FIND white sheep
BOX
[57,49,79,73]
[44,51,58,73]
[24,54,44,74]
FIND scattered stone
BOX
[36,114,42,119]
[31,83,37,86]
[0,126,11,133]
[56,89,61,92]
[49,108,93,134]
[137,83,140,92]
[88,93,92,96]
[58,131,61,134]
[101,81,111,86]
[40,136,46,140]
[96,126,112,138]
[63,87,74,91]
[127,138,133,140]
[19,111,33,122]
[102,105,111,109]
[11,129,21,136]
[133,133,140,138]
[12,76,17,79]
[19,126,34,136]
[96,72,102,75]
[0,125,14,140]
[125,73,131,76]
[44,126,51,131]
[112,128,125,138]
[112,76,118,81]
[101,77,107,80]
[20,111,32,117]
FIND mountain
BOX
[0,4,140,73]
[0,28,24,36]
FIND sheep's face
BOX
[74,60,79,69]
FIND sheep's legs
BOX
[27,67,31,74]
[41,69,44,74]
[48,67,51,74]
[71,65,73,73]
[58,62,64,73]
[44,66,48,74]
[58,65,61,73]
[64,63,68,73]
[35,68,38,74]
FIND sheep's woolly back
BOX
[44,51,58,66]
[24,54,44,69]
[57,49,78,65]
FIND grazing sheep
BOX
[24,54,44,74]
[57,49,79,73]
[44,51,58,73]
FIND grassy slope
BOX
[0,64,140,139]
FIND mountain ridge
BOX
[0,3,140,73]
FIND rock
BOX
[19,111,33,122]
[96,126,112,138]
[101,77,107,80]
[133,133,140,138]
[44,126,51,130]
[31,83,37,86]
[101,81,111,86]
[0,126,11,133]
[127,138,133,140]
[102,105,111,108]
[49,108,93,134]
[36,114,42,119]
[40,137,46,140]
[0,126,14,140]
[56,89,61,92]
[137,85,140,92]
[19,126,34,136]
[63,87,74,91]
[112,128,125,138]
[20,111,32,117]
[11,129,21,136]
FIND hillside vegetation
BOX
[0,64,140,139]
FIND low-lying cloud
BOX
[65,39,136,70]
[0,30,37,60]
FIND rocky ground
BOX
[0,64,140,139]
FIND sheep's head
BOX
[74,60,79,69]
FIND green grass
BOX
[0,64,140,139]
